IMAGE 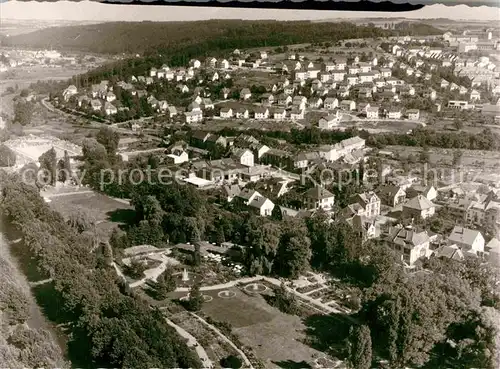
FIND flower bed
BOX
[296,283,322,294]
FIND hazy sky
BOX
[1,0,499,22]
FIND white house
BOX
[185,110,203,124]
[318,113,340,129]
[304,186,335,211]
[407,109,420,120]
[104,101,117,115]
[254,107,269,120]
[166,149,189,165]
[403,195,436,219]
[232,148,254,167]
[366,106,379,119]
[448,226,485,254]
[340,100,356,111]
[63,85,78,101]
[324,97,339,110]
[470,90,481,101]
[220,107,233,119]
[388,108,402,119]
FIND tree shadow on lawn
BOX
[302,313,353,359]
[272,359,312,369]
[106,208,137,227]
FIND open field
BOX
[386,145,500,169]
[48,192,132,239]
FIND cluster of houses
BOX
[388,35,500,119]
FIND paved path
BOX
[42,190,94,199]
[175,276,344,314]
[190,312,253,369]
[165,318,213,368]
[29,278,53,287]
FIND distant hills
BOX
[1,20,442,55]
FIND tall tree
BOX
[346,325,372,369]
[38,147,57,186]
[96,126,120,156]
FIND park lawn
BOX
[199,287,326,368]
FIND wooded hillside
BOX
[3,20,442,55]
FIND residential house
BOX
[324,97,339,110]
[236,189,275,216]
[366,106,379,119]
[340,100,356,111]
[222,184,241,203]
[380,68,392,78]
[470,89,481,101]
[63,85,78,101]
[318,112,340,130]
[448,226,485,254]
[486,238,500,266]
[441,79,450,89]
[167,106,178,118]
[177,84,189,93]
[332,71,346,82]
[221,87,231,99]
[304,186,335,211]
[218,59,229,69]
[407,109,420,120]
[273,108,287,121]
[387,108,402,119]
[220,107,234,119]
[104,101,117,115]
[277,94,293,106]
[90,99,102,111]
[406,185,437,202]
[240,88,252,100]
[433,244,465,262]
[403,195,436,219]
[232,148,254,167]
[290,108,305,121]
[347,192,381,218]
[292,96,307,111]
[308,97,323,109]
[377,185,406,208]
[201,98,214,110]
[185,110,203,124]
[358,72,375,83]
[387,226,432,266]
[166,149,189,165]
[254,107,269,120]
[350,215,377,241]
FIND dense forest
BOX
[0,171,201,369]
[4,20,441,56]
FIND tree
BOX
[67,209,95,233]
[154,268,177,300]
[270,282,299,315]
[0,144,16,167]
[220,355,243,369]
[125,259,147,279]
[452,149,463,167]
[38,147,57,186]
[186,281,204,311]
[96,126,120,156]
[276,227,311,279]
[81,138,108,164]
[346,325,372,369]
[13,100,34,126]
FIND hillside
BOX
[2,20,442,55]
